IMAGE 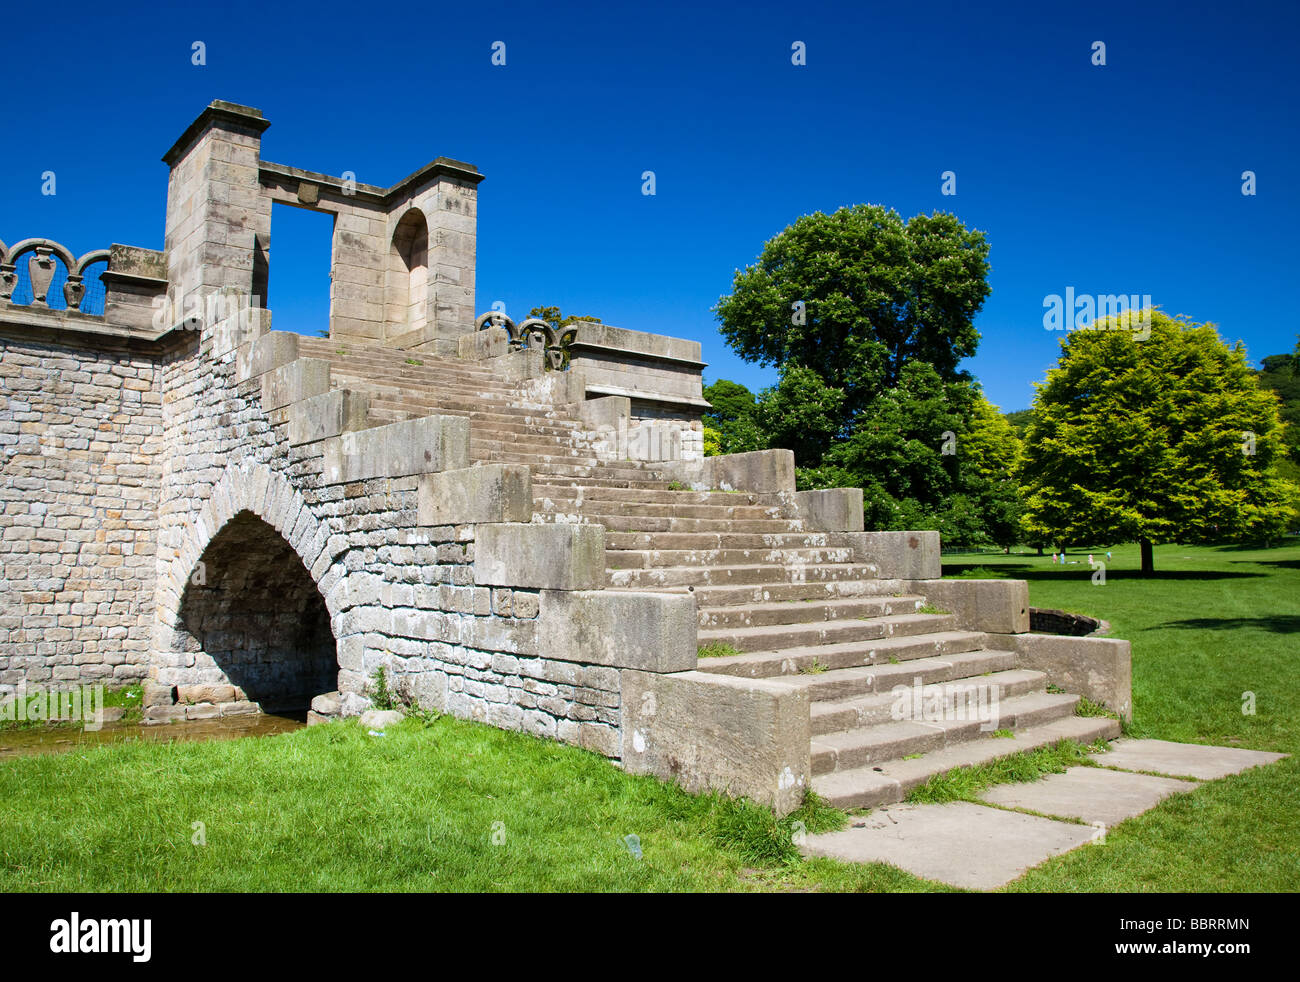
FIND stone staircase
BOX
[295,337,1120,810]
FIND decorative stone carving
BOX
[0,238,110,311]
[475,311,577,370]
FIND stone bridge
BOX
[0,101,1131,814]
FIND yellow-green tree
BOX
[1019,310,1298,573]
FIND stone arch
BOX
[155,460,343,712]
[385,208,429,338]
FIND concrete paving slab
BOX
[800,800,1095,891]
[1098,739,1287,780]
[979,766,1199,826]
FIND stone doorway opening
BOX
[178,510,336,714]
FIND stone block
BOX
[359,709,404,730]
[537,590,697,671]
[418,463,532,525]
[239,328,298,380]
[261,357,330,411]
[578,395,630,430]
[620,669,810,816]
[844,530,940,579]
[905,578,1029,634]
[673,449,795,493]
[288,389,370,446]
[143,681,174,707]
[457,326,509,360]
[322,414,470,484]
[214,307,271,360]
[794,488,864,531]
[474,523,606,590]
[993,633,1133,721]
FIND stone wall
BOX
[0,324,163,692]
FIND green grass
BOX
[697,642,742,659]
[915,603,950,615]
[944,541,1300,891]
[907,739,1107,804]
[1,684,143,731]
[0,715,922,892]
[1,541,1296,892]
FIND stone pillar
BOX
[426,168,479,353]
[160,101,272,338]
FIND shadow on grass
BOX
[943,563,1263,582]
[1234,559,1300,571]
[1154,615,1300,634]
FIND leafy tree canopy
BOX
[713,204,991,417]
[527,306,602,329]
[1019,310,1298,572]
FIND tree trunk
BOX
[1140,538,1154,575]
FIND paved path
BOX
[800,738,1287,889]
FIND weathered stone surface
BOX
[844,530,940,579]
[980,766,1199,826]
[801,801,1096,890]
[289,389,370,446]
[907,578,1029,634]
[359,708,404,730]
[213,306,271,359]
[310,691,341,716]
[680,449,795,493]
[994,632,1133,720]
[418,463,532,525]
[143,682,175,708]
[1097,738,1288,780]
[620,669,810,816]
[322,414,470,484]
[794,488,864,532]
[474,523,606,590]
[457,325,508,360]
[537,590,696,671]
[261,357,330,411]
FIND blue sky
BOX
[3,0,1297,412]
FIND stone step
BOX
[789,649,1020,702]
[551,514,806,534]
[810,692,1081,776]
[810,668,1049,735]
[698,594,926,629]
[365,407,584,440]
[608,546,855,570]
[695,629,990,680]
[534,486,777,508]
[608,561,879,590]
[605,532,833,553]
[359,397,578,426]
[687,577,907,608]
[697,611,957,654]
[473,448,604,469]
[538,499,790,521]
[811,715,1123,810]
[363,401,580,431]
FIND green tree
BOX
[526,306,602,329]
[701,379,766,456]
[713,204,991,419]
[797,364,1021,547]
[754,365,847,467]
[1003,408,1035,438]
[1256,337,1300,464]
[1019,310,1298,574]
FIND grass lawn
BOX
[1,542,1295,892]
